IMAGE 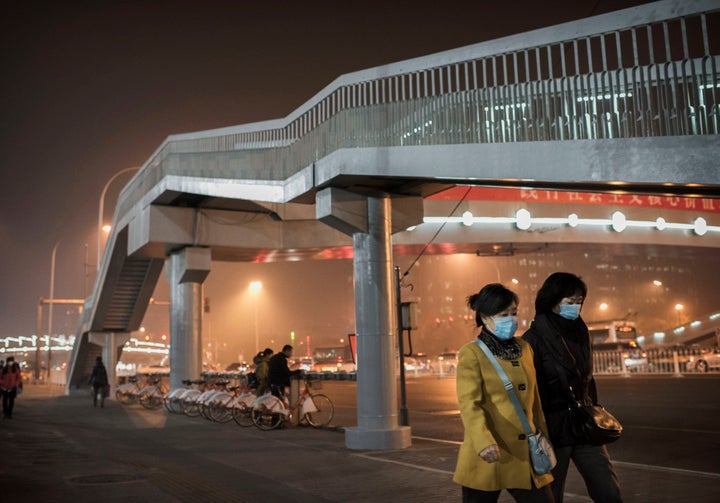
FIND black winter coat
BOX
[89,362,109,387]
[522,313,598,447]
[267,352,291,388]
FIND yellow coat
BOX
[453,337,553,491]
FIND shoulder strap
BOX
[550,358,582,405]
[475,339,534,436]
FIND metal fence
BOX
[593,347,714,374]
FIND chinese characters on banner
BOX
[428,187,719,213]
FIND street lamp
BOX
[97,167,140,272]
[47,240,60,382]
[250,281,262,354]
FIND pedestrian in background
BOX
[454,283,554,503]
[522,272,622,503]
[253,347,273,395]
[88,356,109,408]
[1,356,23,419]
[267,344,301,398]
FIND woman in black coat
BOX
[522,272,622,503]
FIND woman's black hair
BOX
[466,283,519,327]
[534,272,588,314]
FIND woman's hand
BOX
[479,444,500,463]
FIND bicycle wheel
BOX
[115,386,134,405]
[163,390,182,413]
[140,389,163,409]
[232,402,254,427]
[251,405,284,430]
[182,390,202,417]
[208,393,233,423]
[167,394,185,414]
[304,393,334,427]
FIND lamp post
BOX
[97,167,140,272]
[250,281,262,354]
[47,240,60,382]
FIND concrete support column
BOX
[89,332,130,398]
[345,195,411,450]
[165,247,211,391]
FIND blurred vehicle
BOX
[18,361,35,381]
[311,346,356,373]
[292,357,314,371]
[225,362,249,372]
[593,340,649,372]
[435,352,458,374]
[587,320,637,345]
[404,354,433,373]
[687,347,720,372]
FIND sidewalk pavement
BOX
[1,384,718,502]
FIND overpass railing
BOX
[116,0,719,216]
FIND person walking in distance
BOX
[522,272,622,503]
[1,356,23,419]
[88,356,109,408]
[454,283,554,503]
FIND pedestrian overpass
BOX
[66,0,720,449]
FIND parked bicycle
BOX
[137,376,168,409]
[115,376,142,404]
[251,378,333,430]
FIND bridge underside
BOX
[67,136,719,382]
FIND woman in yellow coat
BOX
[454,283,554,502]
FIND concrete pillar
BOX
[165,247,211,391]
[345,195,411,450]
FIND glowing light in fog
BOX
[611,211,627,232]
[694,217,707,236]
[516,209,531,230]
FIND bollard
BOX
[289,378,301,425]
[672,351,684,378]
[620,354,631,378]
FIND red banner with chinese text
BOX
[428,187,720,213]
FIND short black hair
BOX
[282,344,293,353]
[467,283,519,327]
[263,348,274,356]
[535,272,588,315]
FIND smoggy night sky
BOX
[0,0,656,338]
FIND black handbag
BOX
[553,360,623,446]
[568,391,623,445]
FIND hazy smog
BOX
[130,243,720,367]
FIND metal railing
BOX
[593,347,714,374]
[116,1,720,215]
